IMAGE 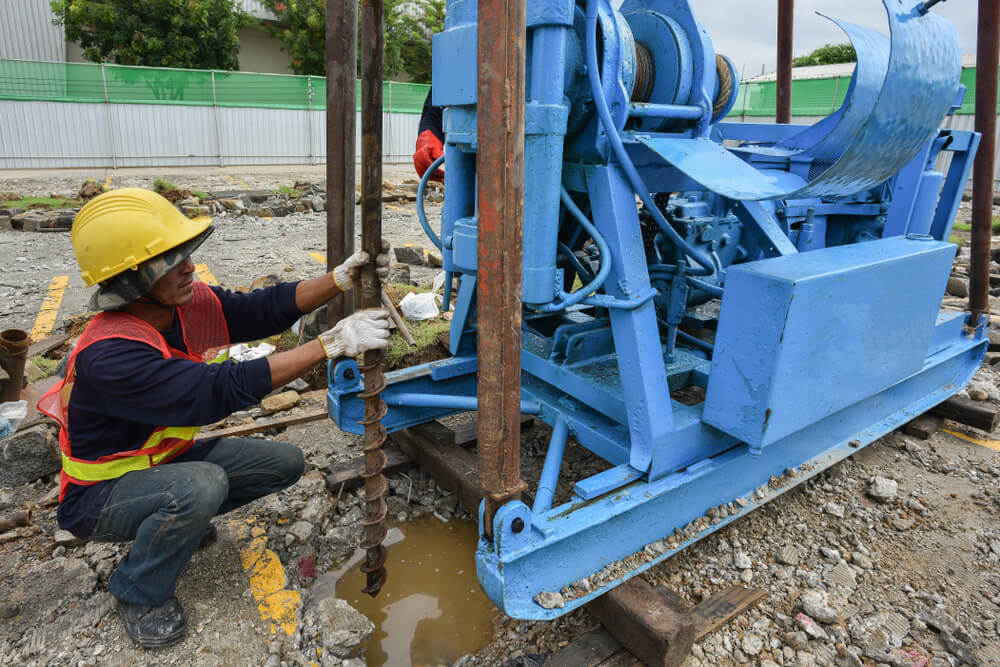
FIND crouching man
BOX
[39,188,389,647]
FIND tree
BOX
[258,0,444,80]
[51,0,250,70]
[792,43,857,67]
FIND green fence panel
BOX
[213,70,310,109]
[0,59,104,103]
[103,63,214,105]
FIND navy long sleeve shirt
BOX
[58,282,303,538]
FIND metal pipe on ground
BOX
[0,329,29,403]
[326,0,357,326]
[970,0,1000,322]
[776,0,794,124]
[476,0,528,537]
[358,0,389,598]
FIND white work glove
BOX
[332,241,391,292]
[318,309,391,358]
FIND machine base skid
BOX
[476,321,985,620]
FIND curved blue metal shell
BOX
[636,0,962,201]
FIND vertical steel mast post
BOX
[776,0,794,124]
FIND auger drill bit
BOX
[358,0,388,597]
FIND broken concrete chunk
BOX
[867,476,898,503]
[776,545,800,566]
[533,591,565,609]
[733,551,752,570]
[261,390,301,415]
[800,590,840,624]
[0,424,60,487]
[393,246,426,266]
[795,613,828,640]
[314,597,373,658]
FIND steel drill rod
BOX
[776,0,794,124]
[358,0,389,597]
[477,0,528,536]
[970,0,1000,322]
[325,0,356,326]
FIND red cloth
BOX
[413,129,445,182]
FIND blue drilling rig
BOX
[330,0,984,620]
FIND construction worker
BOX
[413,87,445,182]
[38,188,390,648]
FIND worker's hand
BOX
[331,241,391,292]
[318,309,391,358]
[414,130,445,182]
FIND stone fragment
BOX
[823,502,846,518]
[261,390,300,415]
[387,263,411,285]
[891,517,915,531]
[0,424,60,487]
[819,546,841,562]
[53,529,81,547]
[918,608,959,635]
[868,476,898,503]
[534,591,565,609]
[288,520,314,543]
[0,215,10,230]
[182,205,210,218]
[283,378,309,393]
[78,178,103,200]
[777,545,801,566]
[800,590,840,624]
[827,561,857,589]
[795,613,828,640]
[946,276,969,298]
[393,245,426,266]
[427,250,443,268]
[314,597,374,658]
[741,633,763,656]
[968,387,989,401]
[309,196,326,212]
[849,611,909,652]
[734,551,752,570]
[271,203,294,217]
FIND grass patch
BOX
[264,329,300,352]
[274,185,302,199]
[949,234,967,247]
[386,319,450,368]
[951,218,1000,234]
[153,178,177,194]
[192,190,210,199]
[29,355,59,380]
[4,196,77,209]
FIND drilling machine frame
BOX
[329,0,985,620]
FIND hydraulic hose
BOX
[584,0,715,277]
[538,187,613,312]
[416,154,445,250]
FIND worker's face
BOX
[148,256,196,307]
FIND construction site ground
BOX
[2,166,1000,667]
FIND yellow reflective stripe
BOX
[62,450,151,482]
[63,425,202,482]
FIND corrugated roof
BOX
[235,0,278,22]
[0,0,66,62]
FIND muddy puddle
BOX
[317,515,495,666]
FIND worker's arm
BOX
[266,339,325,389]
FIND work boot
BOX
[197,523,217,550]
[116,597,187,648]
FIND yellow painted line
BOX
[942,428,1000,452]
[227,519,301,636]
[309,252,327,265]
[30,276,69,342]
[385,204,407,213]
[194,264,218,286]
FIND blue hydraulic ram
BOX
[330,0,985,619]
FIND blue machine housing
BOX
[330,0,985,619]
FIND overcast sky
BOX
[633,1,977,78]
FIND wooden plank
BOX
[903,414,944,440]
[589,578,696,667]
[930,395,1000,433]
[324,443,413,494]
[547,628,626,667]
[27,333,70,358]
[449,413,535,447]
[689,586,769,642]
[195,407,328,440]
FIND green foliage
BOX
[153,178,177,193]
[29,355,59,380]
[50,0,249,70]
[275,185,302,198]
[5,196,78,209]
[792,43,857,67]
[385,319,450,368]
[258,0,444,80]
[951,219,1000,234]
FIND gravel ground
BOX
[1,170,998,666]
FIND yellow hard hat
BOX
[71,188,212,287]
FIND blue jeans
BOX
[88,437,304,606]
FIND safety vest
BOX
[38,281,230,500]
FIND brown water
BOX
[327,515,496,666]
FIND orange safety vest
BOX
[38,281,230,500]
